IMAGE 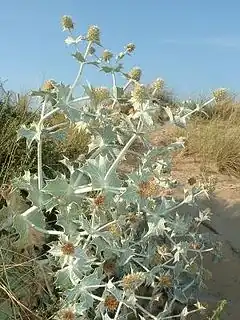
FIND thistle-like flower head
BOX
[87,25,100,43]
[61,15,74,31]
[125,43,136,53]
[102,49,113,62]
[128,67,142,82]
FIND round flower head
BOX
[59,307,75,320]
[107,223,121,237]
[61,242,75,255]
[125,43,136,53]
[48,235,79,268]
[104,295,119,312]
[92,87,110,104]
[42,80,55,92]
[128,67,142,82]
[102,49,113,62]
[213,88,228,102]
[152,78,165,91]
[131,84,148,104]
[122,272,145,291]
[94,194,105,206]
[87,25,100,43]
[138,177,159,198]
[61,15,74,31]
[158,274,172,287]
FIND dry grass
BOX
[47,111,91,161]
[0,94,38,185]
[168,100,240,178]
[0,234,56,319]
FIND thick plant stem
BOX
[66,41,93,102]
[37,140,43,190]
[112,72,118,108]
[37,95,48,190]
[42,107,60,121]
[104,133,138,181]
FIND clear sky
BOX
[1,0,240,99]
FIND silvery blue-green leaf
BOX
[43,176,72,197]
[174,288,188,304]
[112,86,124,100]
[55,85,70,109]
[114,63,123,72]
[100,66,114,73]
[11,171,41,206]
[121,184,142,205]
[88,135,102,153]
[91,236,111,255]
[86,61,100,67]
[145,217,171,238]
[55,266,73,289]
[65,36,76,45]
[13,208,45,249]
[117,52,125,60]
[106,280,124,301]
[65,35,83,45]
[72,51,85,63]
[140,110,154,126]
[26,177,54,208]
[153,197,178,215]
[57,203,80,235]
[70,169,91,188]
[17,122,40,148]
[98,124,118,145]
[173,242,188,263]
[173,262,184,278]
[88,125,118,157]
[69,269,103,298]
[83,155,122,192]
[64,105,83,122]
[170,213,192,237]
[76,214,94,234]
[42,175,84,207]
[54,84,83,122]
[74,301,89,315]
[71,256,93,280]
[30,89,56,101]
[117,247,136,266]
[195,208,212,223]
[124,293,137,309]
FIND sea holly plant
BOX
[2,16,220,319]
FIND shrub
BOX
[1,16,220,319]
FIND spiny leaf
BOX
[43,176,72,197]
[72,51,85,63]
[17,122,40,148]
[83,155,122,192]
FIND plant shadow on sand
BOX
[183,195,240,320]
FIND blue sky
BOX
[1,0,240,99]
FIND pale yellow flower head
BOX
[61,15,74,31]
[87,25,100,42]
